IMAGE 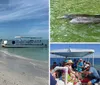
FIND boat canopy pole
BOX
[51,66,68,85]
[92,53,94,66]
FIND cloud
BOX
[0,0,48,22]
[0,0,49,39]
[27,27,49,39]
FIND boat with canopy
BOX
[50,48,100,85]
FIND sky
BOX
[50,43,100,58]
[0,0,48,39]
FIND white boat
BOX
[1,36,48,48]
[51,48,100,85]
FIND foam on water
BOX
[0,50,48,77]
[0,49,48,64]
[29,62,48,73]
[0,50,33,60]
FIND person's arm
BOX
[84,71,92,77]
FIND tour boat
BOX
[1,36,48,48]
[50,48,100,85]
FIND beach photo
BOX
[50,43,100,85]
[50,0,100,42]
[0,0,49,85]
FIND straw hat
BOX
[67,60,73,64]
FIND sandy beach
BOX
[0,51,48,85]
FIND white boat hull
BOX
[1,37,48,48]
[2,44,47,48]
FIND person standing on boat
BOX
[83,64,100,85]
[76,59,84,72]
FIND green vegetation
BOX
[50,0,100,42]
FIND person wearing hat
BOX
[64,60,74,72]
[76,59,84,72]
[64,60,81,85]
[83,64,100,85]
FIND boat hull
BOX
[2,44,48,48]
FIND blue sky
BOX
[0,0,48,39]
[51,44,100,58]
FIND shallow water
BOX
[0,47,48,61]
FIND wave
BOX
[0,50,48,64]
[0,49,48,73]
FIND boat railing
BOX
[15,36,42,39]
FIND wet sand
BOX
[0,51,48,85]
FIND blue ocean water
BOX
[0,47,48,61]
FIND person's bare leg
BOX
[87,81,92,85]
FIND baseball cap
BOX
[84,64,90,69]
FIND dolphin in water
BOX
[57,14,100,24]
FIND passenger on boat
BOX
[83,64,100,85]
[50,64,66,85]
[52,62,58,68]
[83,61,87,67]
[50,66,57,78]
[50,73,57,85]
[64,60,81,85]
[76,59,84,72]
[72,59,77,70]
[64,60,75,74]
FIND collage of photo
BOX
[0,0,99,85]
[50,0,100,85]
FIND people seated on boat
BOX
[76,59,84,72]
[51,63,62,79]
[86,62,91,65]
[50,65,65,85]
[52,62,58,68]
[83,60,87,66]
[82,64,100,85]
[62,61,66,67]
[58,62,62,66]
[65,60,74,72]
[50,73,57,85]
[72,59,77,70]
[63,60,82,85]
[50,65,57,78]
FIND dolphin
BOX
[57,14,100,24]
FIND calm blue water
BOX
[0,47,48,61]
